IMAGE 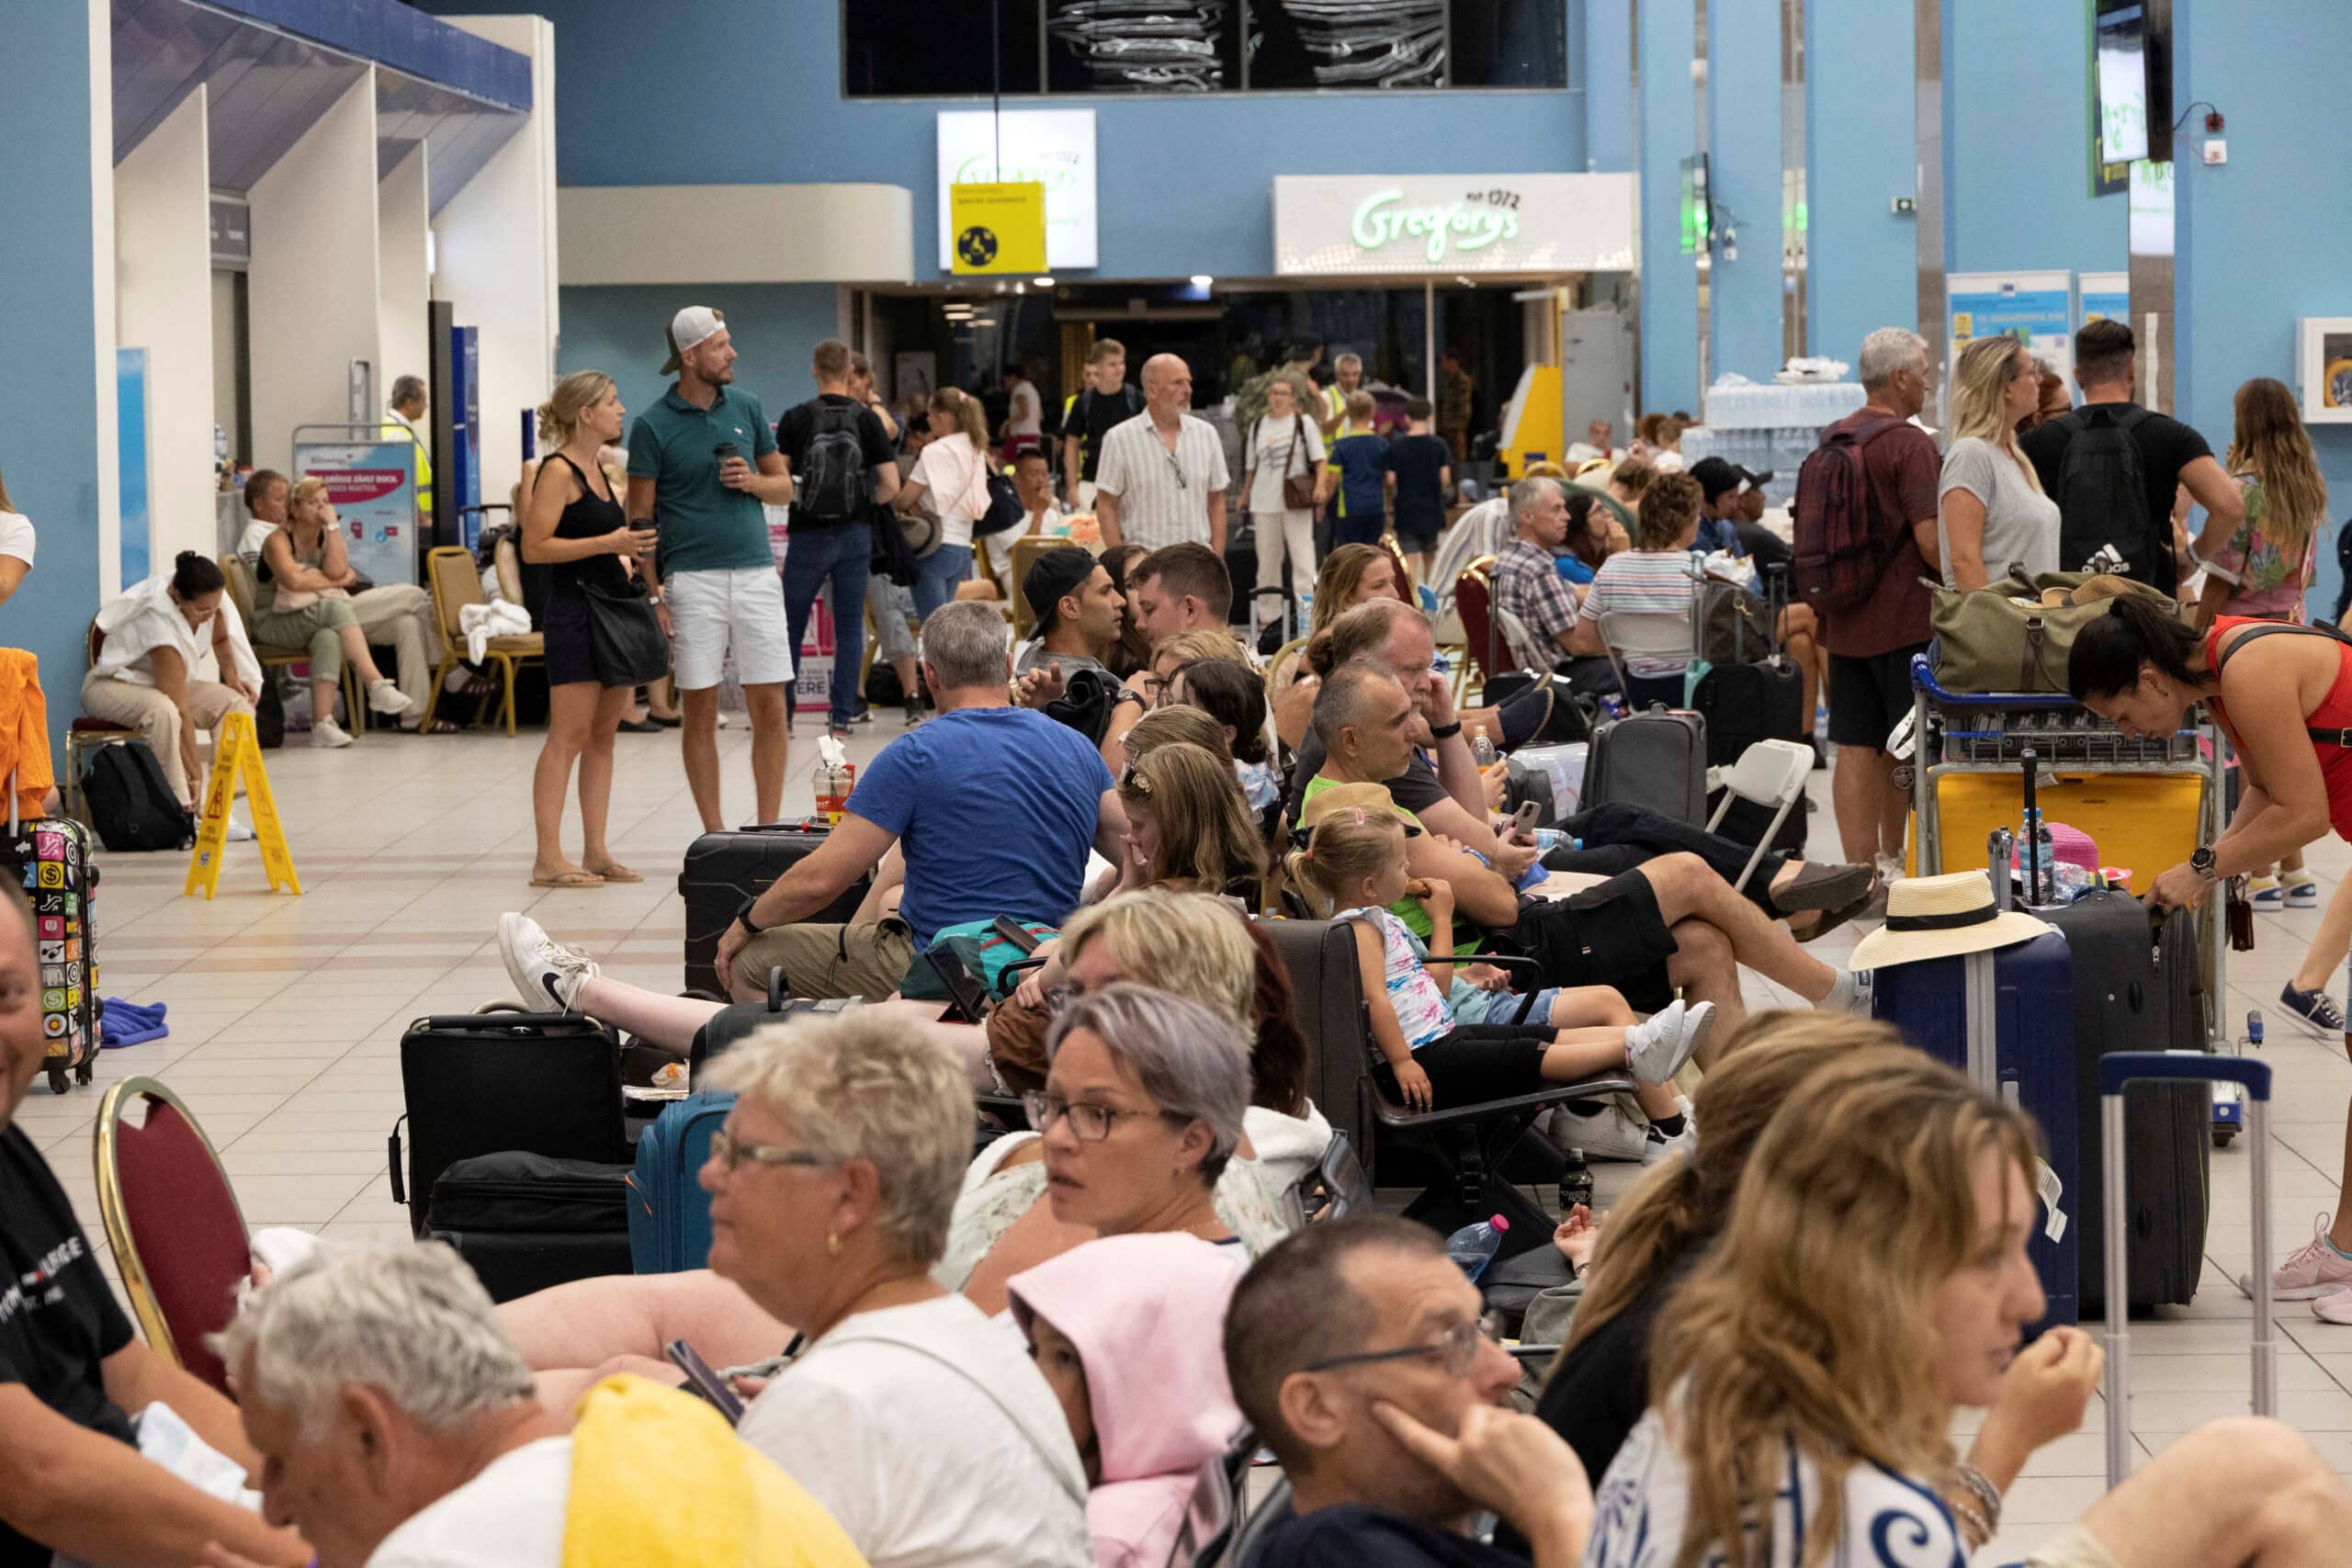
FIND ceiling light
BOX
[1190,274,1214,288]
[1034,276,1057,288]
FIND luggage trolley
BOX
[1900,656,2233,1122]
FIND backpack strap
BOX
[2212,620,2352,747]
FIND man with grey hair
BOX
[1487,477,1615,693]
[1814,327,1943,880]
[216,1244,571,1568]
[1320,350,1365,437]
[1092,353,1230,556]
[383,374,432,525]
[712,600,1127,1000]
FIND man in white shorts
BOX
[627,306,797,830]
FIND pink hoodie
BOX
[1008,1234,1250,1568]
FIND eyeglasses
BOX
[708,1130,835,1174]
[1163,449,1188,491]
[1304,1320,1498,1378]
[1021,1090,1184,1142]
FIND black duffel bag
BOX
[423,1151,633,1302]
[582,579,671,688]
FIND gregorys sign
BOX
[1274,174,1635,276]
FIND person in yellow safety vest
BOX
[384,373,433,523]
[1321,351,1364,439]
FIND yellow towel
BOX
[563,1375,869,1568]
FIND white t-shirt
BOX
[1587,1409,1966,1568]
[1007,380,1044,436]
[738,1295,1092,1568]
[1245,414,1326,516]
[90,579,214,689]
[364,1436,570,1568]
[911,434,995,550]
[0,512,36,569]
[989,505,1070,597]
[1938,434,2061,585]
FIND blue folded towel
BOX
[99,998,168,1049]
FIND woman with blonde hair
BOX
[1939,334,2060,588]
[520,369,660,887]
[895,386,995,624]
[1109,740,1263,904]
[1306,543,1402,639]
[1584,1043,2352,1568]
[251,476,415,745]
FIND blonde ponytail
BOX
[538,370,615,447]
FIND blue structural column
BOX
[1704,0,1781,382]
[0,3,110,760]
[2174,0,2352,621]
[1804,0,1917,365]
[1636,0,1699,413]
[1584,0,1634,173]
[1942,0,2124,280]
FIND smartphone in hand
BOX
[666,1338,746,1424]
[1510,801,1542,839]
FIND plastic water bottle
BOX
[1472,731,1499,770]
[1443,1214,1511,1281]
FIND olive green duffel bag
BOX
[1928,569,2173,694]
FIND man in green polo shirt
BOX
[626,305,797,832]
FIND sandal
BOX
[401,716,462,735]
[584,862,642,884]
[530,869,605,888]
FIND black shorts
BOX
[1377,1025,1550,1105]
[1506,871,1679,1012]
[1394,526,1440,555]
[1826,641,1928,750]
[541,588,598,688]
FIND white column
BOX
[248,73,382,475]
[115,85,216,575]
[379,143,431,393]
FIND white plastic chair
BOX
[1705,739,1815,893]
[1595,609,1695,698]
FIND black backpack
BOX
[972,469,1026,537]
[82,740,194,852]
[794,400,871,525]
[1043,666,1122,745]
[2052,405,2156,579]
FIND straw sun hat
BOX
[1849,871,2053,970]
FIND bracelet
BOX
[1948,1497,1993,1551]
[1953,1463,2003,1534]
[1429,720,1463,739]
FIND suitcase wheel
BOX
[2213,1125,2237,1148]
[74,1059,93,1086]
[45,1066,67,1095]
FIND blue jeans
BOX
[912,543,974,627]
[784,520,870,727]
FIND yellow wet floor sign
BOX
[184,710,300,898]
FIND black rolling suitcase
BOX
[2037,892,2208,1314]
[1580,705,1707,824]
[389,1011,628,1236]
[422,1152,634,1302]
[679,824,871,995]
[1687,563,1805,771]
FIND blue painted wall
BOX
[2175,0,2352,622]
[1804,0,1917,365]
[1636,0,1699,412]
[0,6,105,759]
[557,285,841,453]
[423,0,1589,283]
[1705,0,1782,383]
[1942,0,2121,280]
[1584,0,1634,173]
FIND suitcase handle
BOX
[388,1113,407,1207]
[2100,1052,2275,1489]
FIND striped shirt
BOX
[1093,412,1232,553]
[1581,548,1698,677]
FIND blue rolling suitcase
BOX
[626,1090,732,1273]
[1874,927,2080,1331]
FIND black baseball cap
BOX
[1023,547,1100,630]
[1689,456,1771,503]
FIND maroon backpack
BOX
[1792,416,1908,616]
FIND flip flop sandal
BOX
[401,716,462,735]
[585,863,643,884]
[1770,861,1875,917]
[1796,892,1874,944]
[530,870,605,888]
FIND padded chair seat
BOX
[69,716,131,733]
[481,633,544,654]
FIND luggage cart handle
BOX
[2098,1053,2271,1100]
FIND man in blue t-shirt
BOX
[716,601,1125,1001]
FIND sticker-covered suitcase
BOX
[12,814,99,1092]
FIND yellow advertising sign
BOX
[949,181,1046,275]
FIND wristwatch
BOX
[2189,844,2219,882]
[1429,720,1464,739]
[733,894,768,938]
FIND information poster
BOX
[2079,270,2130,328]
[948,182,1048,276]
[1947,271,2075,390]
[290,441,419,588]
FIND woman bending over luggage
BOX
[521,371,661,888]
[1582,1036,2352,1568]
[83,553,260,809]
[2070,592,2352,1312]
[251,479,414,745]
[1283,800,1709,1116]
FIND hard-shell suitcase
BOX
[1874,924,2080,1330]
[424,1150,634,1302]
[2036,893,2209,1314]
[627,1091,734,1274]
[1689,559,1806,770]
[1579,705,1707,825]
[389,1011,628,1235]
[2100,1054,2275,1487]
[679,824,871,995]
[7,802,100,1093]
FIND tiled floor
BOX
[30,716,2352,1560]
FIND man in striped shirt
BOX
[1093,354,1230,557]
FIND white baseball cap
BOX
[661,306,726,375]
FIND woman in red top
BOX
[2071,592,2352,1311]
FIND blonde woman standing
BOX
[1938,335,2060,588]
[521,371,660,888]
[895,386,995,626]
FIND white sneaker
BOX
[311,717,354,749]
[367,680,414,716]
[2244,1213,2352,1302]
[1643,1117,1697,1166]
[498,911,598,1014]
[1545,1099,1653,1163]
[1624,999,1713,1087]
[225,816,256,843]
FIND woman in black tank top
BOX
[522,372,657,888]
